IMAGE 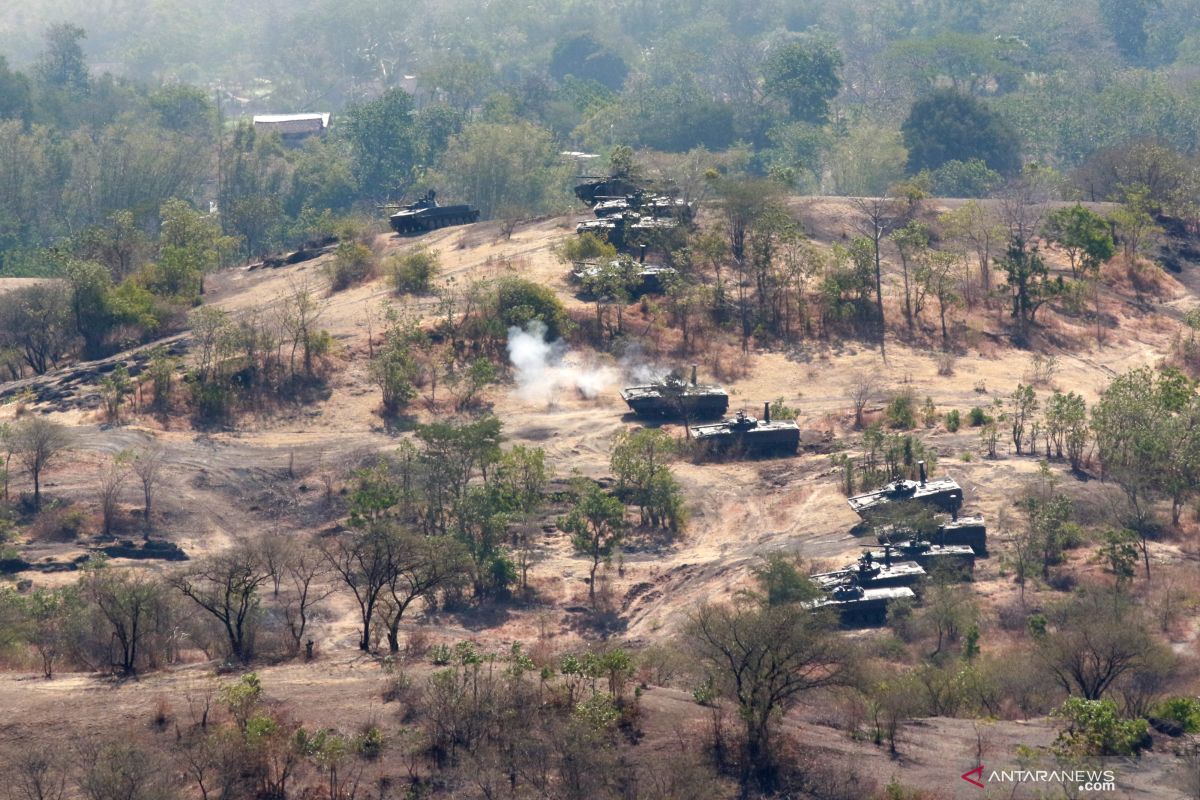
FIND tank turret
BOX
[387,190,480,235]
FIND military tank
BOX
[387,190,479,235]
[806,579,915,626]
[690,403,801,454]
[847,462,964,518]
[811,551,926,591]
[620,366,728,419]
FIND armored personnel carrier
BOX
[572,261,678,296]
[865,540,975,577]
[873,514,988,556]
[847,462,963,518]
[690,403,801,454]
[936,515,988,555]
[620,366,728,419]
[811,552,926,591]
[807,580,915,626]
[387,190,479,235]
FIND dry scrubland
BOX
[0,198,1196,797]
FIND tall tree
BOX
[762,34,843,124]
[12,417,71,510]
[1043,204,1115,279]
[343,88,418,201]
[560,482,625,603]
[687,602,849,792]
[901,90,1021,176]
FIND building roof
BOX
[252,113,330,136]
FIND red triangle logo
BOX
[961,765,985,788]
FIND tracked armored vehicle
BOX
[865,540,976,577]
[847,462,963,518]
[811,552,926,591]
[572,260,678,296]
[575,176,641,206]
[936,515,988,555]
[690,403,801,454]
[388,190,479,235]
[807,580,915,626]
[620,366,728,419]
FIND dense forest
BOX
[3,0,1200,275]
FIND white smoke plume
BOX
[506,321,617,405]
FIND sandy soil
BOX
[0,198,1196,796]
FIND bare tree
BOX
[172,546,272,663]
[96,452,131,538]
[846,370,880,430]
[2,750,68,800]
[12,417,72,510]
[850,195,908,360]
[280,542,334,656]
[279,279,326,379]
[379,532,465,654]
[131,444,166,537]
[321,523,402,652]
[82,567,166,676]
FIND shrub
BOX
[1151,697,1200,733]
[768,397,800,420]
[495,277,570,339]
[389,248,440,294]
[968,406,991,426]
[944,409,961,432]
[885,391,916,429]
[1052,697,1149,757]
[324,242,375,291]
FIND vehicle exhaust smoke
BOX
[506,321,616,404]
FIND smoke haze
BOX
[506,321,617,404]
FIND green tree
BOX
[749,553,821,606]
[687,602,849,792]
[1052,697,1150,758]
[901,90,1021,176]
[762,34,842,124]
[996,242,1064,331]
[1043,204,1115,279]
[0,56,32,123]
[610,428,684,531]
[1099,0,1158,62]
[549,34,628,91]
[1099,529,1140,592]
[35,24,88,93]
[434,120,570,221]
[343,88,418,200]
[560,482,625,603]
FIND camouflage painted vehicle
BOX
[388,190,480,235]
[811,552,926,591]
[847,462,964,518]
[865,540,976,577]
[572,260,678,296]
[807,580,916,626]
[873,514,988,556]
[620,366,728,419]
[574,176,641,206]
[690,403,801,454]
[936,515,988,555]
